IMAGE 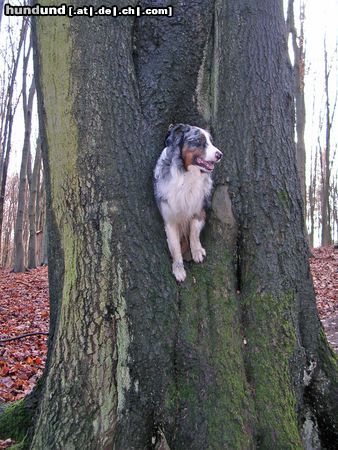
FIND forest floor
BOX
[0,266,48,404]
[309,245,338,353]
[0,246,337,442]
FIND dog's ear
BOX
[165,123,190,148]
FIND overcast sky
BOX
[302,0,337,153]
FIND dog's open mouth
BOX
[195,157,215,172]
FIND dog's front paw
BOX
[172,261,186,282]
[191,246,206,263]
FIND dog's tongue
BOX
[204,161,214,170]
[196,158,214,171]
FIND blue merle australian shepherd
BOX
[154,124,222,282]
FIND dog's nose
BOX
[215,151,223,161]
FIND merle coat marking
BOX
[154,124,222,282]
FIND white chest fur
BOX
[159,166,212,225]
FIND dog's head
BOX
[165,124,222,173]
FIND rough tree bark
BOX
[211,2,337,448]
[14,0,337,448]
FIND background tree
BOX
[27,135,42,268]
[0,0,4,31]
[333,171,338,240]
[0,18,28,259]
[13,28,35,272]
[1,1,337,448]
[308,142,319,248]
[30,156,47,267]
[320,39,336,246]
[305,7,338,247]
[1,173,18,266]
[287,0,306,213]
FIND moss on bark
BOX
[163,213,255,448]
[243,292,303,448]
[0,400,31,447]
[306,328,338,447]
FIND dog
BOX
[154,124,223,282]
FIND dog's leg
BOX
[165,222,186,282]
[190,211,206,263]
[181,235,192,261]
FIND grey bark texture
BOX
[29,1,338,449]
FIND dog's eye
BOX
[189,138,204,147]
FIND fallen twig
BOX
[0,332,49,343]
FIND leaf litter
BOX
[309,245,338,353]
[0,248,337,447]
[0,266,48,406]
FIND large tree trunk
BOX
[25,1,338,449]
[211,2,337,447]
